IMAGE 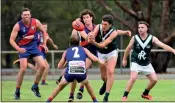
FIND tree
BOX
[97,0,175,73]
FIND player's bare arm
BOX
[90,31,117,48]
[58,51,67,69]
[47,37,58,49]
[116,30,131,37]
[36,19,47,45]
[153,36,175,54]
[84,48,104,64]
[9,23,26,53]
[122,36,134,67]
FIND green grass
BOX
[1,80,175,102]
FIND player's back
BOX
[66,46,86,62]
[65,46,87,74]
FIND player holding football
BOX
[9,8,48,99]
[121,21,175,101]
[46,32,104,102]
[88,14,131,102]
[56,9,97,101]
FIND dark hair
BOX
[79,9,95,24]
[138,21,150,33]
[21,8,30,14]
[138,21,149,27]
[69,33,80,46]
[42,22,48,25]
[102,14,113,25]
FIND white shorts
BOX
[130,62,155,75]
[97,50,118,62]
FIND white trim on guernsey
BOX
[135,35,152,49]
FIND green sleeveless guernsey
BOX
[131,34,153,66]
[95,24,118,54]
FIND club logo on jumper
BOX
[31,26,35,30]
[138,50,146,60]
[23,27,26,32]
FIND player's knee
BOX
[107,69,114,76]
[151,78,158,84]
[20,68,27,73]
[130,76,137,82]
[40,64,46,70]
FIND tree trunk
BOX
[151,0,174,73]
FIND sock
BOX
[103,82,106,88]
[69,92,74,98]
[123,91,129,97]
[46,97,53,102]
[92,96,97,102]
[58,76,62,82]
[33,81,39,88]
[104,92,110,99]
[16,86,20,92]
[79,85,84,92]
[143,89,150,95]
[42,80,45,84]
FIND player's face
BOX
[43,24,48,31]
[82,14,93,25]
[138,24,148,35]
[21,11,31,23]
[102,21,111,32]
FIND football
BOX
[72,20,84,31]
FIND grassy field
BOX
[1,80,175,102]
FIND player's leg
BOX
[14,58,28,100]
[103,56,117,102]
[122,71,138,101]
[76,58,92,99]
[68,80,77,102]
[56,68,65,84]
[99,62,107,95]
[41,59,50,85]
[27,62,37,71]
[142,64,157,100]
[46,76,69,102]
[81,77,97,102]
[122,63,139,101]
[31,55,46,97]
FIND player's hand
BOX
[98,59,105,65]
[17,47,26,53]
[126,30,131,37]
[173,49,175,55]
[75,18,81,22]
[41,44,48,53]
[122,59,127,67]
[88,32,95,43]
[53,44,58,50]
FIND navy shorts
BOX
[19,45,42,58]
[64,73,87,83]
[41,50,46,59]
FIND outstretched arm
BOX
[116,30,131,37]
[84,48,104,64]
[153,36,175,54]
[58,51,67,69]
[47,37,58,49]
[122,36,135,67]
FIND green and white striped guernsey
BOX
[131,34,153,66]
[95,24,118,54]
